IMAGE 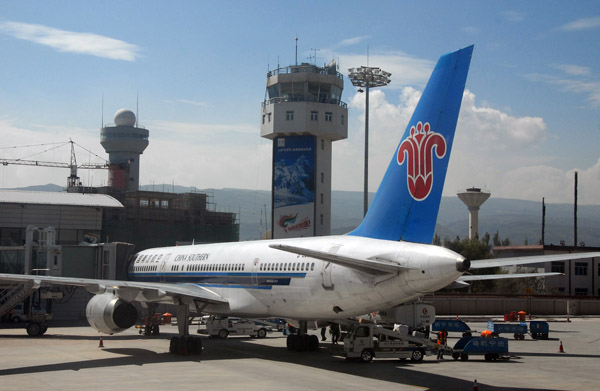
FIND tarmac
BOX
[0,317,599,391]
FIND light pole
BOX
[347,66,391,216]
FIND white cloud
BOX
[501,10,526,22]
[560,16,600,31]
[0,21,140,61]
[339,51,434,90]
[524,71,600,108]
[554,64,591,76]
[333,86,600,204]
[163,99,211,108]
[336,36,371,48]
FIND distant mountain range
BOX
[7,183,600,247]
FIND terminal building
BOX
[260,61,348,238]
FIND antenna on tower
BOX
[101,93,104,127]
[295,36,298,66]
[136,91,139,127]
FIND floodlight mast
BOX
[347,66,391,216]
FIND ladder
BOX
[0,280,35,319]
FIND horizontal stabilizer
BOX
[470,252,600,269]
[269,244,408,275]
[458,272,563,282]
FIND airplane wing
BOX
[458,272,563,281]
[269,244,412,275]
[469,252,600,269]
[0,273,228,305]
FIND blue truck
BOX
[452,336,510,361]
[432,319,472,337]
[487,321,528,340]
[529,321,550,340]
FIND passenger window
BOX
[311,263,315,271]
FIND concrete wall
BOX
[431,295,600,315]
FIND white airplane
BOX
[1,45,596,354]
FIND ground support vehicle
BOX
[340,323,440,363]
[452,336,509,361]
[529,321,549,340]
[199,316,272,338]
[137,313,162,336]
[487,321,528,340]
[432,319,472,337]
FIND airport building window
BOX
[267,113,272,122]
[551,261,565,274]
[286,111,294,120]
[320,193,323,204]
[341,114,345,125]
[574,288,588,296]
[321,139,324,150]
[575,262,587,276]
[311,111,318,121]
[325,112,332,122]
[321,172,324,183]
[140,199,149,207]
[262,114,265,124]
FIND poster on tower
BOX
[272,135,316,239]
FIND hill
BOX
[5,184,599,246]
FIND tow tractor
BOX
[340,322,443,363]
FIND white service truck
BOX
[202,316,272,338]
[342,323,440,363]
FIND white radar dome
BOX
[114,109,136,127]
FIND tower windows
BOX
[286,111,294,120]
[325,112,332,122]
[310,111,318,121]
[341,114,345,125]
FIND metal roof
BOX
[0,190,123,208]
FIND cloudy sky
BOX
[0,1,599,204]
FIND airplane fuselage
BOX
[128,236,465,320]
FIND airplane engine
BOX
[85,292,138,334]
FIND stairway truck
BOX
[342,323,433,363]
[379,302,435,331]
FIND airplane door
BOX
[159,253,171,283]
[322,262,334,289]
[251,258,259,285]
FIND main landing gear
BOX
[286,320,320,352]
[169,301,203,355]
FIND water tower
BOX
[457,187,490,239]
[100,109,149,191]
[261,60,348,238]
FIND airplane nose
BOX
[456,258,470,272]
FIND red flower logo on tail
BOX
[397,122,447,201]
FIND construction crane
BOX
[0,140,108,190]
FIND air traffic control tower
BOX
[261,61,348,238]
[100,109,149,191]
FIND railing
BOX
[267,65,344,80]
[262,96,347,109]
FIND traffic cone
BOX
[558,341,565,353]
[473,379,479,391]
[98,336,104,348]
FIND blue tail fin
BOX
[349,45,473,243]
